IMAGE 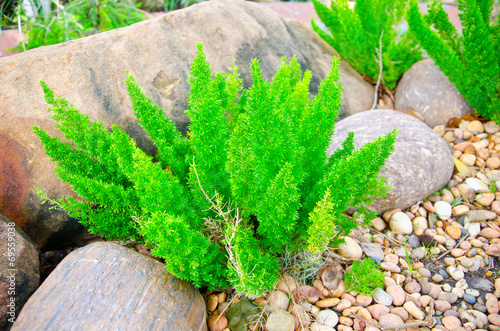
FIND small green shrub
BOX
[344,258,385,296]
[407,0,500,122]
[311,0,422,89]
[13,0,145,52]
[34,43,396,296]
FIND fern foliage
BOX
[35,43,396,296]
[407,0,500,122]
[311,0,422,89]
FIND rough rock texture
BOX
[395,59,472,128]
[0,214,39,331]
[0,0,373,250]
[327,109,454,212]
[12,242,207,331]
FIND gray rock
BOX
[395,59,472,128]
[373,288,393,306]
[327,109,454,212]
[0,214,40,330]
[11,242,206,331]
[472,278,493,291]
[0,0,374,250]
[359,243,385,262]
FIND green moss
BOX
[344,258,385,296]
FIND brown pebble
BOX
[208,315,228,331]
[206,294,219,312]
[316,297,340,308]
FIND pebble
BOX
[371,217,387,231]
[463,294,476,304]
[316,298,340,308]
[452,204,469,216]
[435,201,452,220]
[334,299,352,312]
[476,192,496,206]
[412,216,428,236]
[434,300,452,312]
[380,261,401,273]
[437,292,458,304]
[378,314,405,329]
[268,290,289,311]
[404,282,421,294]
[467,120,484,135]
[277,275,298,295]
[446,225,462,240]
[442,315,462,330]
[386,285,405,306]
[207,315,228,331]
[389,212,413,234]
[450,248,465,257]
[489,313,500,326]
[446,266,465,281]
[465,177,490,192]
[337,237,363,260]
[316,309,339,328]
[432,274,444,283]
[479,227,500,239]
[367,304,390,320]
[355,294,372,307]
[373,288,393,306]
[486,293,500,314]
[403,301,424,320]
[266,310,295,331]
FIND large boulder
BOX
[0,214,39,331]
[0,0,373,250]
[395,59,472,128]
[327,109,454,212]
[12,242,207,331]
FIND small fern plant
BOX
[311,0,422,89]
[34,43,397,297]
[407,0,500,122]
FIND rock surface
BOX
[0,0,373,250]
[395,59,472,128]
[11,242,206,331]
[327,109,454,212]
[0,214,39,330]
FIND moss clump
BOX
[344,258,384,296]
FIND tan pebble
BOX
[289,303,311,327]
[357,307,372,322]
[457,184,476,201]
[341,306,361,317]
[486,293,500,314]
[218,302,229,314]
[217,292,227,304]
[434,125,446,136]
[487,157,500,169]
[339,316,353,326]
[476,193,496,207]
[464,145,477,155]
[277,275,297,294]
[463,129,473,140]
[310,305,320,317]
[403,301,425,320]
[371,217,387,231]
[453,141,472,152]
[383,208,401,222]
[476,157,485,167]
[356,294,373,306]
[479,227,500,239]
[459,240,472,251]
[418,295,432,307]
[450,186,461,198]
[206,294,219,311]
[253,297,267,305]
[316,297,340,308]
[496,278,500,291]
[467,120,484,135]
[341,293,356,304]
[442,315,462,330]
[446,225,462,240]
[494,202,500,214]
[450,248,465,257]
[412,216,428,236]
[208,315,228,331]
[384,253,399,265]
[470,239,483,247]
[268,290,289,311]
[452,205,469,216]
[417,207,427,218]
[443,131,454,143]
[391,307,409,321]
[478,148,490,160]
[313,279,329,298]
[334,298,352,312]
[423,201,435,213]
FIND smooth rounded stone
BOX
[389,212,413,235]
[316,309,339,328]
[457,184,476,201]
[435,201,452,221]
[268,290,289,311]
[334,299,352,312]
[446,225,462,240]
[465,177,490,193]
[0,215,40,331]
[337,237,363,260]
[378,313,405,330]
[412,247,425,260]
[476,193,496,207]
[367,304,390,320]
[389,307,409,322]
[11,242,206,331]
[412,216,428,236]
[380,261,401,273]
[266,310,295,331]
[356,294,373,307]
[338,316,354,326]
[459,153,476,166]
[371,217,387,231]
[373,288,393,306]
[386,285,406,306]
[405,282,422,294]
[327,109,454,212]
[487,157,500,169]
[473,303,487,313]
[206,295,219,312]
[393,246,409,258]
[438,292,458,304]
[479,227,500,239]
[408,235,421,248]
[486,293,500,314]
[359,243,385,262]
[452,204,470,216]
[335,326,352,331]
[434,300,452,312]
[459,258,473,268]
[446,266,465,281]
[442,283,453,292]
[469,310,488,328]
[395,59,472,128]
[487,244,500,257]
[489,313,500,326]
[451,248,465,257]
[368,256,381,265]
[465,289,480,297]
[465,222,482,238]
[455,279,468,290]
[442,315,462,330]
[444,257,456,266]
[277,275,298,295]
[463,294,476,304]
[384,276,398,288]
[316,298,341,308]
[429,284,443,300]
[403,301,425,320]
[451,288,465,298]
[432,274,444,283]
